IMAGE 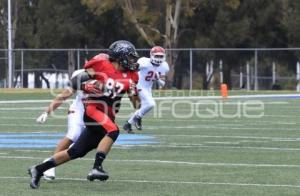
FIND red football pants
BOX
[85,104,118,133]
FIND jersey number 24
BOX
[145,71,160,81]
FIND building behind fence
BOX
[1,48,300,91]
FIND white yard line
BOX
[155,134,300,140]
[0,117,37,120]
[145,125,299,131]
[118,118,291,123]
[193,101,289,105]
[0,107,46,110]
[0,131,62,134]
[14,149,53,153]
[0,117,297,128]
[5,141,299,151]
[112,144,300,151]
[0,124,66,127]
[239,140,271,143]
[0,94,299,104]
[272,139,300,142]
[0,100,53,104]
[0,107,67,110]
[1,176,300,188]
[0,155,299,168]
[204,142,240,145]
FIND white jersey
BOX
[137,57,169,89]
[66,91,86,142]
[69,91,85,111]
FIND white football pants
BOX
[128,88,155,123]
[66,101,85,142]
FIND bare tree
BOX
[82,0,191,86]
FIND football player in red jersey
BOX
[28,40,140,189]
[36,53,109,181]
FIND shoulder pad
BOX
[71,69,85,79]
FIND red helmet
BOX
[150,46,166,66]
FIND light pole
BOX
[7,0,13,88]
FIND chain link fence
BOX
[0,48,300,90]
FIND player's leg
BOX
[86,134,114,181]
[28,150,69,189]
[42,137,72,180]
[43,109,85,180]
[136,89,155,118]
[85,105,119,181]
[28,127,99,189]
[124,89,147,131]
[126,88,155,130]
[123,120,133,133]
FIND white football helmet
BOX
[150,46,166,66]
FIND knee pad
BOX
[107,130,119,142]
[67,146,88,159]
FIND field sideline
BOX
[0,89,300,196]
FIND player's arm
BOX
[36,88,75,123]
[128,85,140,109]
[127,77,140,109]
[155,72,166,87]
[37,68,94,123]
[129,94,140,109]
[155,64,169,88]
[44,69,86,115]
[45,88,75,114]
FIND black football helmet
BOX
[108,40,139,71]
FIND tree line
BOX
[0,0,299,89]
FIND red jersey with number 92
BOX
[84,57,138,120]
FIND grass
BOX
[0,89,300,195]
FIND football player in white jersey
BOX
[36,70,86,180]
[123,46,169,132]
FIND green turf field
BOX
[1,89,300,196]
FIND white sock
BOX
[128,111,139,124]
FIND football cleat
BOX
[123,122,134,133]
[87,167,109,181]
[134,115,143,130]
[27,166,43,189]
[43,167,55,181]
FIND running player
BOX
[28,40,139,189]
[123,46,169,132]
